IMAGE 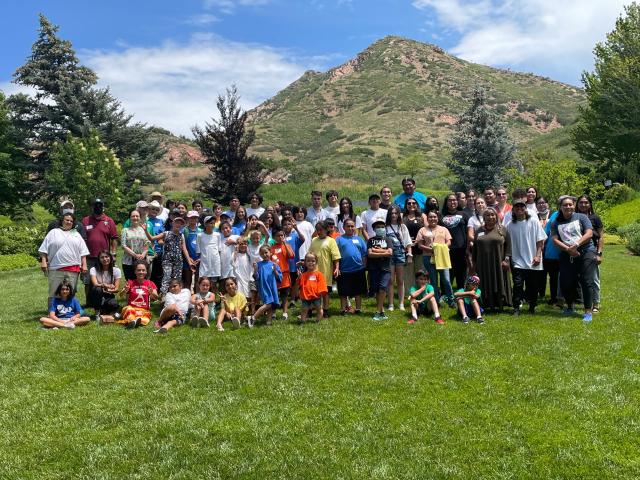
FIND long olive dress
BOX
[472,225,512,310]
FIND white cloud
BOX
[203,0,271,14]
[184,13,219,25]
[81,35,310,136]
[413,0,632,82]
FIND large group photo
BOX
[2,1,640,478]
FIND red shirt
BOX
[298,270,328,301]
[126,279,157,309]
[82,214,118,258]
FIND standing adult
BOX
[379,186,394,210]
[121,209,152,281]
[416,210,453,304]
[46,200,87,241]
[402,198,426,289]
[464,189,478,216]
[246,192,265,218]
[223,196,240,220]
[525,186,539,216]
[440,194,470,290]
[483,187,498,210]
[471,208,512,311]
[149,191,169,221]
[293,206,315,259]
[550,196,597,322]
[507,199,547,315]
[39,213,89,304]
[394,178,427,211]
[495,187,512,223]
[336,197,363,235]
[360,194,388,241]
[321,190,340,223]
[456,192,468,212]
[502,188,527,227]
[576,195,604,313]
[82,199,118,298]
[306,190,325,227]
[147,200,166,288]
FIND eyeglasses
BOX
[497,193,507,196]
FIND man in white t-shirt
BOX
[360,193,388,241]
[150,191,170,222]
[507,198,547,315]
[306,190,325,226]
[321,189,340,223]
[293,206,315,259]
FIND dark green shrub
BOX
[603,184,635,207]
[619,221,640,255]
[0,223,48,257]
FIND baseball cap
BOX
[187,210,200,218]
[136,200,149,209]
[60,200,74,208]
[148,200,162,210]
[372,220,386,228]
[173,216,186,224]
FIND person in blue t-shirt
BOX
[393,178,427,211]
[39,280,90,329]
[182,211,203,290]
[336,218,368,314]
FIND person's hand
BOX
[596,254,603,265]
[225,238,235,246]
[81,266,88,274]
[41,264,48,276]
[333,266,340,277]
[532,255,541,266]
[137,253,146,261]
[501,260,510,271]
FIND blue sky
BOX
[0,0,632,135]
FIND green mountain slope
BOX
[247,36,584,188]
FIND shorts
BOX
[391,244,406,265]
[160,311,185,326]
[337,269,367,297]
[278,287,291,298]
[461,301,484,317]
[301,298,322,309]
[368,270,391,292]
[248,280,257,292]
[289,270,299,286]
[83,257,100,284]
[416,301,433,316]
[48,269,80,297]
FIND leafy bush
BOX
[605,198,640,232]
[0,253,38,271]
[619,221,640,255]
[603,184,635,207]
[0,223,47,257]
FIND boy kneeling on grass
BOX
[454,275,484,324]
[408,270,443,325]
[155,279,190,334]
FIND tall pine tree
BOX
[8,14,163,202]
[449,88,516,191]
[193,86,263,203]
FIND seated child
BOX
[217,277,247,331]
[408,270,442,325]
[298,252,328,322]
[454,275,484,324]
[190,276,216,328]
[40,279,90,329]
[120,261,158,329]
[155,279,190,333]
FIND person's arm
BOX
[596,224,604,264]
[409,285,426,299]
[532,240,544,266]
[90,271,101,288]
[40,253,48,276]
[110,276,121,293]
[80,255,88,274]
[110,237,118,257]
[181,236,195,267]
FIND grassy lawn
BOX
[1,245,638,479]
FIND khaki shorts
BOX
[48,270,80,297]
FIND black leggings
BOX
[450,248,467,291]
[559,252,597,310]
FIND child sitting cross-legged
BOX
[40,279,90,329]
[408,270,443,325]
[155,279,190,334]
[454,275,484,324]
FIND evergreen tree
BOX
[449,88,516,191]
[571,3,640,186]
[0,92,31,217]
[193,86,263,203]
[8,14,163,196]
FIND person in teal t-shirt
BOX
[454,275,484,324]
[408,270,442,325]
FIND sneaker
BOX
[340,310,349,316]
[399,304,405,311]
[216,324,225,332]
[231,316,241,329]
[354,309,362,315]
[407,319,416,325]
[512,309,520,317]
[447,301,456,309]
[388,304,394,311]
[281,312,289,321]
[372,312,383,321]
[190,316,199,327]
[582,313,593,323]
[592,305,600,313]
[462,316,470,324]
[133,318,141,328]
[476,316,485,324]
[380,312,389,320]
[63,321,76,330]
[435,316,445,325]
[199,317,210,328]
[153,327,167,334]
[124,320,136,329]
[94,314,101,323]
[113,312,121,320]
[563,307,575,316]
[322,312,329,319]
[247,316,254,328]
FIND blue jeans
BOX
[423,256,453,302]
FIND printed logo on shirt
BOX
[309,275,317,281]
[57,304,73,316]
[86,225,94,230]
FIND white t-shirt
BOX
[233,251,254,298]
[246,207,265,218]
[306,207,325,227]
[468,214,484,232]
[337,216,363,235]
[321,205,340,223]
[385,223,412,248]
[90,266,122,285]
[296,220,315,258]
[157,207,169,222]
[164,288,191,315]
[196,231,222,278]
[360,208,388,238]
[507,216,548,270]
[219,234,240,278]
[38,229,90,270]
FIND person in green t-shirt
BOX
[454,275,484,324]
[408,270,442,325]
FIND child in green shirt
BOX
[454,275,484,324]
[408,270,443,325]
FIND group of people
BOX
[37,178,604,332]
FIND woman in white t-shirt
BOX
[89,250,122,322]
[336,197,363,235]
[121,209,151,281]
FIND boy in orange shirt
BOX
[270,227,295,320]
[298,252,328,322]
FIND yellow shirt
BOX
[310,236,341,284]
[223,292,247,312]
